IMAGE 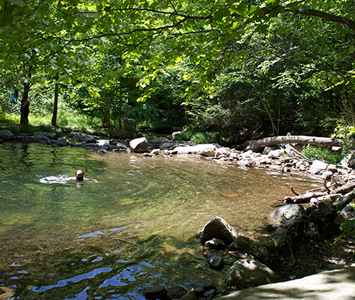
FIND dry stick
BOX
[290,186,300,196]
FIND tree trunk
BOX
[247,135,343,152]
[20,83,30,125]
[51,82,59,127]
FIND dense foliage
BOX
[0,0,354,144]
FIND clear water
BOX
[0,143,319,299]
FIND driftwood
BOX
[283,181,355,204]
[247,135,342,152]
[332,181,355,194]
[284,192,328,204]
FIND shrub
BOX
[301,144,344,164]
[332,123,355,151]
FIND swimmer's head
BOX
[76,170,84,180]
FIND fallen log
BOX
[284,192,328,204]
[283,181,355,204]
[332,181,355,194]
[247,135,342,152]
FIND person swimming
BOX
[39,170,97,184]
[68,170,97,182]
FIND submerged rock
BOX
[207,253,224,269]
[144,285,167,299]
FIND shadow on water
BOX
[2,233,224,299]
[0,142,321,299]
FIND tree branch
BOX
[262,6,355,31]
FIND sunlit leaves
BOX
[230,2,248,16]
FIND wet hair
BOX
[76,170,84,179]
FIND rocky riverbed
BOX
[1,128,355,299]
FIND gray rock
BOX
[192,288,205,296]
[228,236,252,252]
[0,130,15,140]
[180,290,197,300]
[267,204,305,229]
[97,139,110,147]
[207,253,224,269]
[144,285,167,299]
[160,141,179,150]
[215,147,231,158]
[150,137,171,144]
[49,137,68,147]
[203,289,217,298]
[226,259,283,288]
[188,279,215,291]
[150,149,160,155]
[85,137,97,143]
[110,138,118,145]
[167,286,187,299]
[82,143,99,148]
[130,137,149,153]
[33,131,56,139]
[205,238,226,250]
[197,216,238,244]
[218,263,355,300]
[237,159,252,168]
[172,144,217,157]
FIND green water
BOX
[0,143,319,299]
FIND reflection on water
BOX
[0,143,320,299]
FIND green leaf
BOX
[214,7,229,22]
[6,0,26,7]
[340,219,355,233]
[232,3,248,16]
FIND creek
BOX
[0,142,320,299]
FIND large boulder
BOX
[0,129,15,140]
[172,144,217,157]
[197,216,238,244]
[226,259,283,288]
[130,137,149,153]
[267,204,305,230]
